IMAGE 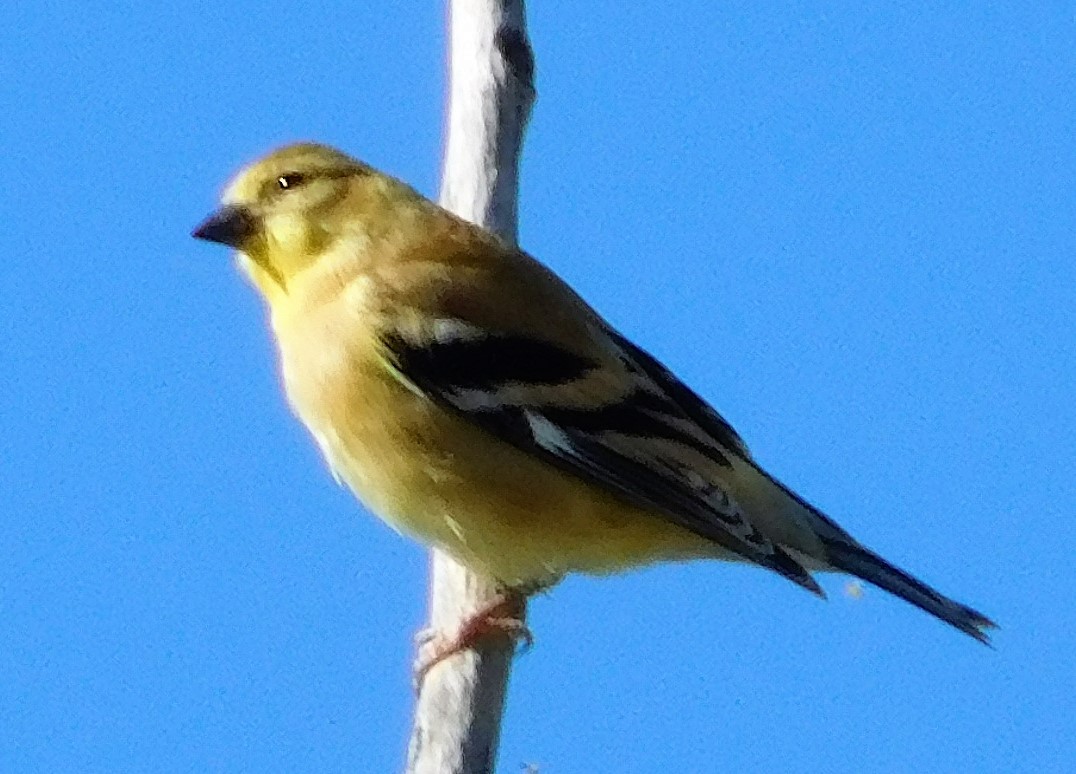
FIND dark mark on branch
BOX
[497,26,535,87]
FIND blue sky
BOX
[3,2,1073,772]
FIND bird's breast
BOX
[272,305,717,586]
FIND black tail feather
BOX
[823,540,997,644]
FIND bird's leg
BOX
[413,590,532,688]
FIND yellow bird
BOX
[193,142,995,657]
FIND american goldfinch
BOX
[193,142,995,648]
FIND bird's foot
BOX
[413,593,531,689]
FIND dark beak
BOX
[192,205,258,248]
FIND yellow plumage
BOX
[193,142,994,643]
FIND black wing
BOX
[381,325,823,595]
[603,327,751,459]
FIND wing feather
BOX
[382,324,823,595]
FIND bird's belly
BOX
[286,357,716,586]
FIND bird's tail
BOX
[821,537,997,644]
[733,457,997,644]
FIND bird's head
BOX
[193,142,424,297]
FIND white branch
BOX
[404,1,535,773]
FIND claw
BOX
[413,626,438,649]
[413,593,531,689]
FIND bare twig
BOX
[404,1,535,773]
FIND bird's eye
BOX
[276,173,308,191]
